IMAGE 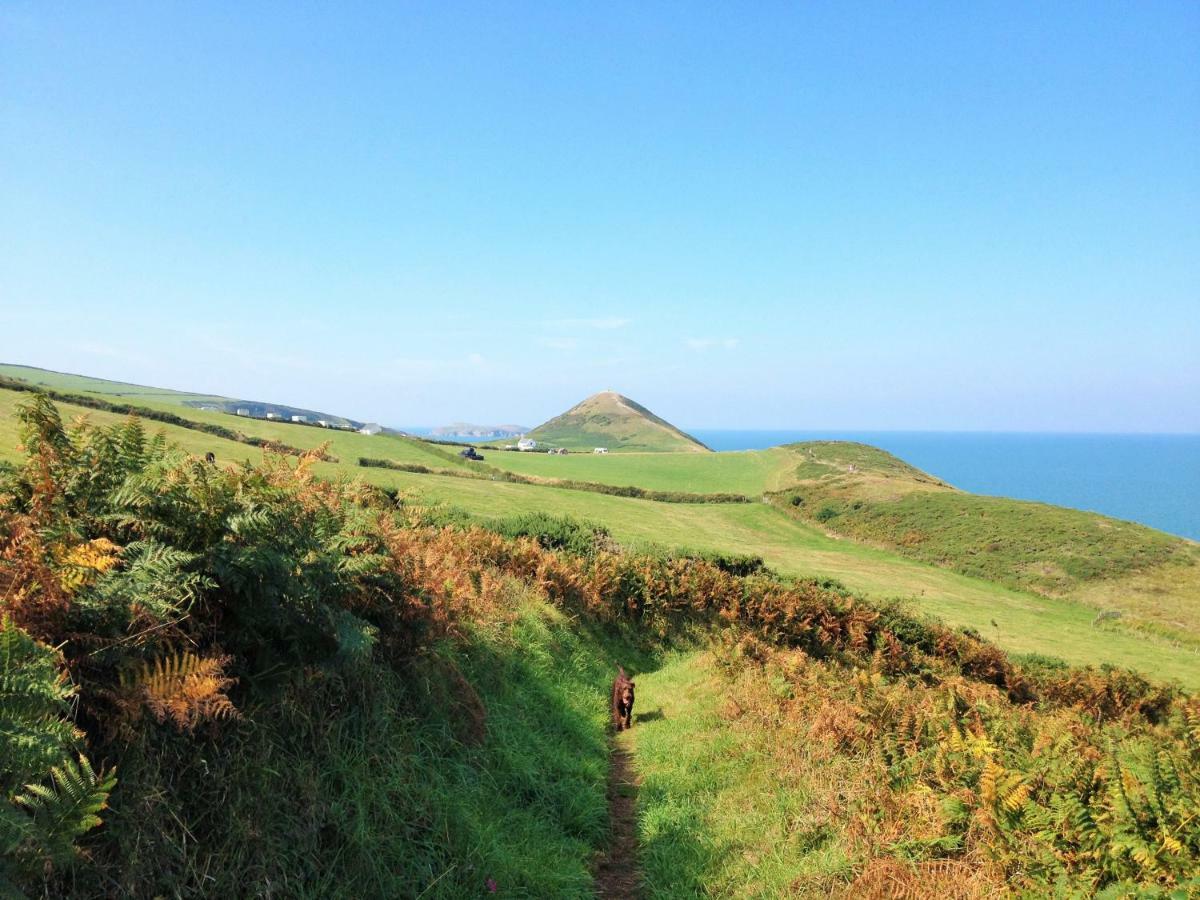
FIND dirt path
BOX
[594,733,641,899]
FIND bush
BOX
[486,512,613,556]
[815,505,840,522]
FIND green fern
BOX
[14,754,116,865]
[0,616,80,784]
[0,618,113,878]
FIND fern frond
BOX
[14,754,116,863]
[119,650,238,731]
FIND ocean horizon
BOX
[688,430,1200,541]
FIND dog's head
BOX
[619,681,635,705]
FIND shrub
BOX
[815,504,840,523]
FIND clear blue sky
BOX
[2,2,1197,431]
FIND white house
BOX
[291,415,307,423]
[517,438,537,451]
[265,412,282,420]
[316,420,330,428]
[593,447,608,455]
[359,423,382,436]
[235,408,250,417]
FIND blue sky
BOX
[1,2,1197,431]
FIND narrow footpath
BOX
[594,732,642,899]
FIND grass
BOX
[632,642,1200,897]
[463,445,802,495]
[7,399,1197,897]
[632,651,853,896]
[81,593,653,898]
[780,484,1190,596]
[2,380,1197,685]
[344,466,1200,685]
[0,362,230,405]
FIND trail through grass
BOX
[595,734,644,898]
[633,652,849,896]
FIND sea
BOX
[688,431,1200,542]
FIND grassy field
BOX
[462,445,802,495]
[2,378,1197,685]
[0,362,230,405]
[633,651,850,896]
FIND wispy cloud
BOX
[67,340,154,366]
[549,316,631,330]
[539,337,579,350]
[685,337,739,351]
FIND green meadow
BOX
[1,377,1196,685]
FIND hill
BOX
[769,440,1200,648]
[0,362,365,429]
[526,391,710,453]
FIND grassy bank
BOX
[80,597,646,898]
[634,645,1200,898]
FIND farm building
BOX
[291,415,307,423]
[517,438,537,451]
[235,408,250,417]
[265,412,282,420]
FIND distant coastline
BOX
[690,430,1200,541]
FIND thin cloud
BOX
[540,337,579,350]
[549,316,631,330]
[685,337,739,351]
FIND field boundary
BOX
[358,456,753,504]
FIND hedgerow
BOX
[359,455,751,504]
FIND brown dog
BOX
[611,666,635,731]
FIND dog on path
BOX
[611,666,635,731]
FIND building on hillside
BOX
[593,447,608,454]
[316,420,330,428]
[235,408,250,417]
[517,438,537,451]
[291,415,307,423]
[359,423,382,436]
[265,412,282,420]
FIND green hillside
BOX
[3,402,1197,897]
[0,362,364,428]
[769,441,1200,647]
[0,370,1196,684]
[526,391,710,453]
